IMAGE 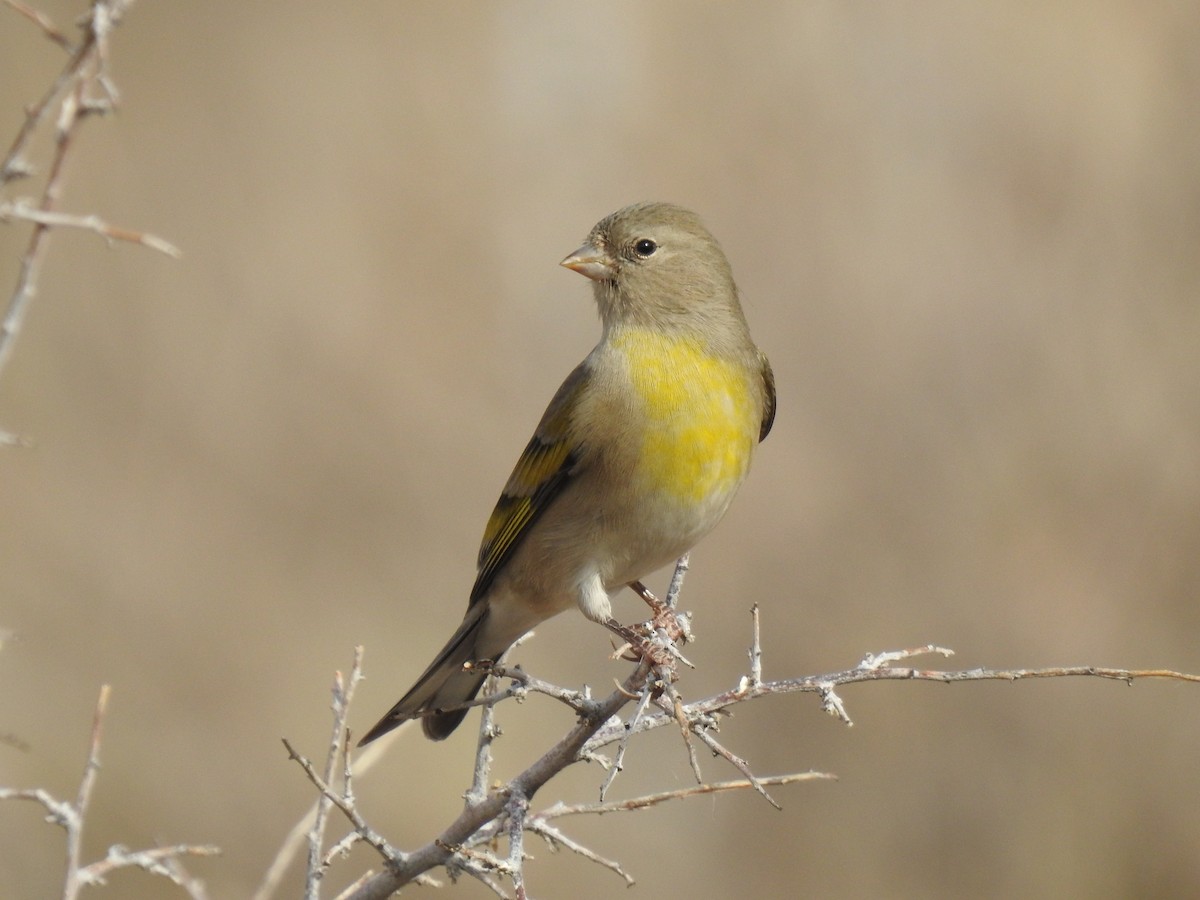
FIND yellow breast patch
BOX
[613,329,756,504]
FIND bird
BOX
[358,202,775,744]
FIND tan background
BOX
[3,2,1199,897]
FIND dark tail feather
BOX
[419,676,484,740]
[358,604,491,745]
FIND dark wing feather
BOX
[757,350,776,442]
[470,363,588,605]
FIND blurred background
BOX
[2,2,1199,897]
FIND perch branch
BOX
[284,563,1200,898]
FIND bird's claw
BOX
[604,603,693,672]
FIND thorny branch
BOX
[0,685,219,899]
[1,0,178,402]
[304,646,367,900]
[253,657,406,900]
[274,556,1200,899]
[0,200,182,256]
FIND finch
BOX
[359,202,775,744]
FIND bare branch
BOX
[1,683,216,896]
[664,551,689,608]
[482,660,597,714]
[2,0,73,50]
[585,644,1200,752]
[691,726,781,809]
[1,0,175,395]
[0,786,71,816]
[748,603,763,687]
[341,657,656,900]
[860,644,955,669]
[466,636,533,807]
[159,849,219,900]
[282,738,406,868]
[256,697,396,899]
[503,790,530,900]
[62,683,111,899]
[301,646,366,900]
[283,557,1200,898]
[0,200,182,257]
[598,675,655,801]
[78,844,220,895]
[539,771,836,819]
[466,671,503,807]
[526,818,634,886]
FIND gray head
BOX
[561,202,748,342]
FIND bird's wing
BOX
[758,349,776,442]
[470,362,589,606]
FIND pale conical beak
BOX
[560,242,615,281]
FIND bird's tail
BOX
[358,602,495,745]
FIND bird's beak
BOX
[560,242,615,282]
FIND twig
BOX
[273,649,408,898]
[78,844,221,896]
[1,32,80,183]
[303,646,365,900]
[466,670,503,808]
[282,738,406,867]
[504,790,530,900]
[62,684,110,899]
[321,830,361,870]
[587,649,1200,751]
[0,200,182,256]
[526,818,634,886]
[651,671,704,784]
[446,849,510,898]
[466,635,532,807]
[257,645,404,900]
[540,771,836,819]
[159,849,219,900]
[597,676,655,801]
[3,0,73,50]
[860,644,955,669]
[663,552,689,608]
[1,683,218,896]
[525,771,835,887]
[1,0,174,395]
[690,727,780,810]
[482,661,596,714]
[748,603,763,687]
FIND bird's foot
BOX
[604,610,694,671]
[627,580,693,646]
[604,618,647,661]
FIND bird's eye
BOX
[633,238,657,258]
